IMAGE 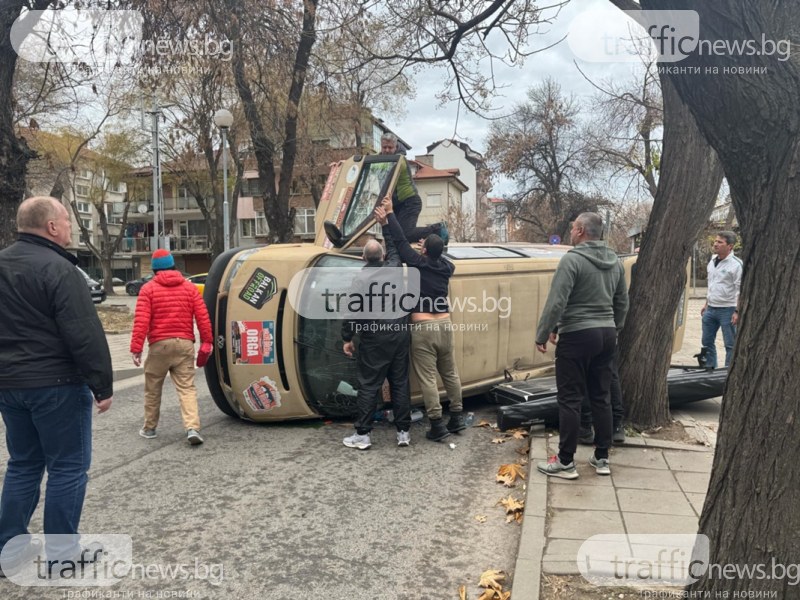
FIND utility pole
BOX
[146,97,164,250]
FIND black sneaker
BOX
[446,412,467,433]
[323,221,345,248]
[426,418,451,441]
[578,426,595,445]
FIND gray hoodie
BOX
[535,241,629,344]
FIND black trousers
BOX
[394,195,439,242]
[353,329,411,434]
[555,328,616,463]
[581,350,625,429]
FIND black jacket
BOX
[341,225,407,342]
[0,233,113,399]
[386,213,454,313]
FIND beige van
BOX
[203,154,687,421]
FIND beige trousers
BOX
[143,338,199,431]
[410,318,463,420]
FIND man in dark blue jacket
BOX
[0,197,113,576]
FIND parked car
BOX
[77,267,106,304]
[125,274,154,296]
[186,273,207,295]
[125,272,191,296]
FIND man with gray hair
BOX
[701,231,742,368]
[0,197,113,575]
[379,132,449,244]
[534,212,628,479]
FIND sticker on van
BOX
[239,268,277,309]
[243,376,282,412]
[232,320,275,365]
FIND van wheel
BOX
[126,284,138,296]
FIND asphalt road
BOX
[0,374,525,599]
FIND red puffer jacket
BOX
[130,270,213,353]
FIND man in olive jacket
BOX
[534,212,628,479]
[0,197,113,574]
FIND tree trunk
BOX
[639,0,800,595]
[0,2,33,249]
[618,78,723,429]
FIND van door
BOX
[315,154,403,250]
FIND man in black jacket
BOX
[376,199,464,442]
[341,237,412,449]
[0,197,113,575]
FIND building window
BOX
[240,219,255,238]
[76,201,92,214]
[76,184,90,198]
[294,208,315,234]
[77,169,91,180]
[80,217,92,230]
[255,211,269,236]
[427,193,442,208]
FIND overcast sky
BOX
[386,0,647,193]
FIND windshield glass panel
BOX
[296,254,362,417]
[341,158,398,237]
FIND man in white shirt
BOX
[701,231,743,368]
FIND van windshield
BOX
[340,157,399,238]
[295,254,361,417]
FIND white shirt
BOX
[707,253,742,307]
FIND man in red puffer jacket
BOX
[130,249,213,445]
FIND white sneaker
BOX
[187,429,204,445]
[396,430,411,447]
[589,455,611,475]
[343,432,371,450]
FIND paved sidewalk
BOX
[511,295,724,598]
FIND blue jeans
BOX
[0,384,93,559]
[701,306,737,368]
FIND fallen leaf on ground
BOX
[496,591,511,600]
[458,585,466,600]
[477,590,495,600]
[475,515,487,523]
[496,463,526,486]
[515,441,531,456]
[506,512,524,524]
[491,437,508,444]
[510,429,529,439]
[478,569,506,591]
[475,420,493,428]
[498,494,525,523]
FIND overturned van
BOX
[203,154,688,422]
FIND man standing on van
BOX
[378,133,448,244]
[0,196,113,572]
[534,213,628,479]
[701,231,742,369]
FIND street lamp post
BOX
[214,109,234,251]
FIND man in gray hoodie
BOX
[534,212,629,479]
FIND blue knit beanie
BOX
[151,249,174,270]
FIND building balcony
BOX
[118,235,209,254]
